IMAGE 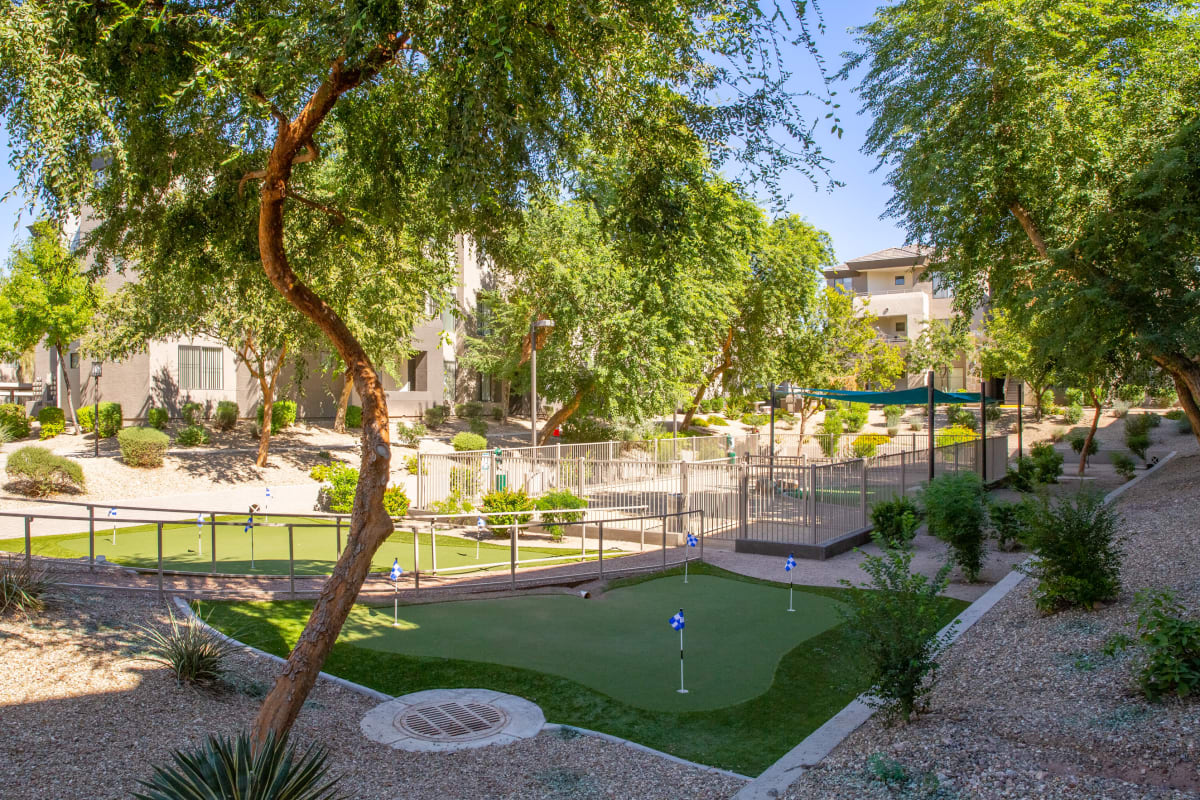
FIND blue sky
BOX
[0,1,900,269]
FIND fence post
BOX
[288,524,295,597]
[88,504,95,571]
[24,516,31,570]
[210,515,217,574]
[510,523,517,588]
[639,516,645,551]
[580,521,586,560]
[412,525,420,591]
[156,522,164,601]
[416,453,423,508]
[662,515,667,570]
[336,516,342,558]
[807,465,817,542]
[738,465,750,539]
[900,450,907,497]
[698,510,705,563]
[430,519,437,574]
[598,521,604,579]
[860,459,868,528]
[576,456,585,498]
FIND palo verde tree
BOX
[0,219,99,431]
[0,1,836,741]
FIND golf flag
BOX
[108,507,117,518]
[785,553,796,572]
[108,507,118,544]
[669,609,685,630]
[265,487,272,499]
[244,516,253,532]
[196,513,205,527]
[389,558,403,582]
[686,532,698,547]
[670,608,687,693]
[785,552,796,612]
[195,513,206,555]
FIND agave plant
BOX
[137,609,235,684]
[135,732,343,800]
[0,557,52,616]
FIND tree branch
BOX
[285,188,346,223]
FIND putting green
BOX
[0,515,606,576]
[225,573,845,711]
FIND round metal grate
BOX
[394,701,510,743]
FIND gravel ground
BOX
[782,439,1200,800]
[0,590,743,800]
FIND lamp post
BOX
[530,318,555,449]
[90,361,102,458]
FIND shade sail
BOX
[787,387,998,405]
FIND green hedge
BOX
[452,431,488,452]
[5,445,84,495]
[117,426,169,467]
[423,405,449,428]
[256,400,297,435]
[214,400,238,431]
[176,424,210,447]
[0,404,30,439]
[921,472,986,582]
[313,462,408,517]
[37,407,64,439]
[536,490,588,541]
[147,407,169,430]
[78,402,123,437]
[481,488,535,533]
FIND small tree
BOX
[906,318,975,391]
[921,472,987,582]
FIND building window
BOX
[408,351,428,392]
[179,345,223,390]
[932,276,953,299]
[69,352,80,369]
[895,321,906,334]
[894,275,905,286]
[830,276,854,293]
[477,371,493,402]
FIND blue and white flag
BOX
[686,532,698,547]
[108,507,117,518]
[477,517,486,530]
[244,516,253,532]
[785,553,796,572]
[669,609,685,631]
[389,558,403,582]
[265,487,272,499]
[196,513,205,527]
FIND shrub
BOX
[852,433,890,458]
[0,404,30,439]
[820,406,842,434]
[816,429,839,457]
[985,403,1002,422]
[935,425,977,447]
[136,609,234,684]
[481,487,535,532]
[1116,383,1147,405]
[740,412,769,427]
[37,407,65,439]
[1024,490,1123,612]
[256,400,297,435]
[423,404,449,428]
[1131,589,1200,700]
[5,446,85,495]
[988,497,1034,551]
[395,421,427,446]
[1049,426,1068,443]
[1125,432,1150,461]
[77,405,93,432]
[908,421,922,431]
[707,415,728,426]
[843,402,870,433]
[134,731,341,800]
[118,427,170,467]
[469,416,489,436]
[1030,442,1063,484]
[455,400,484,418]
[1112,399,1133,418]
[839,536,955,722]
[1069,431,1098,457]
[1064,388,1085,407]
[146,407,168,430]
[451,431,488,452]
[870,496,921,548]
[1124,413,1154,437]
[181,401,204,425]
[725,395,751,416]
[430,491,475,516]
[1165,408,1186,421]
[536,490,588,541]
[214,400,238,431]
[950,407,977,431]
[699,396,724,413]
[491,405,504,421]
[921,472,986,582]
[0,558,52,616]
[345,404,362,429]
[97,402,123,437]
[1178,416,1196,436]
[883,405,904,428]
[1146,413,1161,428]
[403,454,424,474]
[383,486,410,518]
[1063,403,1084,425]
[1110,452,1137,481]
[315,464,359,513]
[175,424,210,447]
[1037,389,1055,416]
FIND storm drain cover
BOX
[361,688,545,752]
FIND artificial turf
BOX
[197,562,968,775]
[0,515,606,576]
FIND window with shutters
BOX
[179,345,223,390]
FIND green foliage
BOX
[383,486,410,519]
[394,421,427,447]
[883,405,904,427]
[1124,413,1155,437]
[1007,456,1039,493]
[78,402,123,437]
[905,320,975,389]
[456,401,485,418]
[430,491,475,517]
[133,731,342,800]
[725,395,752,416]
[1030,442,1064,483]
[934,425,977,447]
[839,536,955,722]
[843,402,870,433]
[423,405,449,429]
[869,496,921,548]
[1116,384,1147,405]
[1178,416,1196,435]
[118,426,170,467]
[175,425,210,448]
[146,407,168,430]
[987,497,1034,551]
[449,466,481,499]
[136,609,234,685]
[468,416,489,437]
[36,406,64,439]
[1069,432,1099,457]
[1112,400,1133,418]
[0,404,29,439]
[985,403,1002,422]
[1063,388,1085,407]
[921,472,986,581]
[181,401,204,425]
[816,430,840,458]
[1132,589,1200,700]
[1165,408,1186,421]
[451,432,488,452]
[344,405,362,429]
[699,396,725,413]
[1063,403,1084,425]
[852,433,890,458]
[536,490,588,541]
[819,405,842,436]
[315,464,360,513]
[948,406,977,431]
[0,558,52,617]
[1125,432,1151,462]
[4,445,84,495]
[740,412,769,427]
[214,400,238,431]
[1110,452,1137,482]
[481,488,536,532]
[256,400,297,435]
[402,455,423,475]
[1025,490,1123,612]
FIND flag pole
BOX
[677,612,687,694]
[788,573,795,612]
[684,548,689,584]
[393,581,399,626]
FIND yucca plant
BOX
[137,609,235,684]
[135,732,343,800]
[0,557,52,616]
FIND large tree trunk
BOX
[1078,390,1102,476]
[1154,355,1200,449]
[332,366,353,433]
[537,385,589,445]
[53,343,80,432]
[248,40,410,744]
[680,327,734,429]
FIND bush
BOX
[1069,431,1098,457]
[1165,408,1186,421]
[1063,403,1084,425]
[843,402,869,433]
[725,395,751,416]
[870,496,921,548]
[1124,432,1150,462]
[935,425,977,447]
[181,401,204,425]
[820,406,842,434]
[1112,399,1133,418]
[214,400,238,431]
[852,433,890,458]
[395,421,427,446]
[536,490,588,541]
[1116,383,1147,405]
[1110,452,1137,482]
[481,487,535,532]
[423,404,449,428]
[985,403,1002,422]
[816,429,839,457]
[314,463,359,513]
[839,536,955,722]
[451,431,488,452]
[908,421,923,431]
[118,426,170,467]
[449,465,481,497]
[1131,589,1200,700]
[1146,413,1161,428]
[949,407,977,431]
[0,558,52,616]
[1025,490,1123,612]
[37,406,64,439]
[430,491,475,516]
[700,396,724,413]
[1178,416,1196,436]
[134,731,341,800]
[1037,389,1054,416]
[136,609,233,684]
[491,405,503,421]
[78,403,121,437]
[403,454,424,474]
[1049,426,1068,442]
[740,412,769,427]
[383,486,410,518]
[146,407,168,430]
[1030,442,1063,483]
[883,405,904,428]
[0,403,30,439]
[988,497,1034,551]
[175,424,210,447]
[921,472,986,582]
[345,404,362,429]
[469,416,489,436]
[256,400,297,435]
[1124,413,1154,437]
[707,415,728,426]
[5,446,85,495]
[455,400,484,418]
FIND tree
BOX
[978,308,1053,419]
[0,220,98,430]
[0,0,835,742]
[906,318,975,391]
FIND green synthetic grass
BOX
[0,515,607,576]
[198,562,968,775]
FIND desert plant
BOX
[839,535,956,722]
[1024,490,1123,612]
[987,497,1034,551]
[403,454,424,474]
[395,421,427,446]
[5,445,85,495]
[536,490,588,541]
[1178,416,1196,435]
[708,415,728,426]
[451,431,488,452]
[430,490,475,516]
[820,405,842,434]
[1124,413,1154,436]
[1063,403,1084,425]
[843,402,870,433]
[883,405,904,428]
[175,424,210,447]
[469,416,489,436]
[1006,456,1039,493]
[1164,409,1186,421]
[1132,589,1200,700]
[214,400,238,431]
[181,401,204,425]
[1049,426,1068,443]
[344,404,362,429]
[256,400,297,435]
[869,496,921,548]
[1112,399,1133,418]
[0,558,52,616]
[1069,431,1099,458]
[146,407,169,430]
[1029,442,1063,484]
[921,472,986,581]
[37,406,65,439]
[136,609,234,684]
[133,731,343,800]
[481,487,535,532]
[0,403,30,439]
[490,405,503,421]
[985,403,1002,422]
[448,465,481,497]
[1110,452,1137,481]
[423,404,449,428]
[908,421,922,431]
[118,427,170,467]
[383,486,410,518]
[852,433,890,458]
[740,412,770,427]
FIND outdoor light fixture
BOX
[530,318,555,449]
[90,361,102,458]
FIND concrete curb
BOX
[542,724,751,782]
[731,449,1179,800]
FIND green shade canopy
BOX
[786,387,998,405]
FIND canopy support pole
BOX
[927,371,935,481]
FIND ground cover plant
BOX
[196,563,966,775]
[136,609,234,684]
[0,557,52,616]
[1130,589,1200,700]
[1024,490,1123,612]
[4,445,84,495]
[852,433,889,458]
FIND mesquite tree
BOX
[0,1,835,740]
